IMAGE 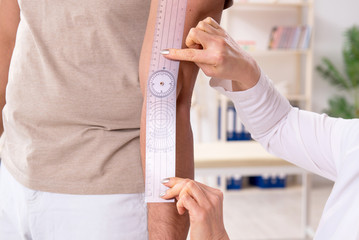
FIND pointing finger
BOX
[161,48,216,65]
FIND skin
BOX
[0,0,20,135]
[159,17,262,239]
[139,2,227,239]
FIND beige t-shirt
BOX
[2,0,233,195]
[2,0,150,194]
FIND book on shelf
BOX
[218,103,251,141]
[268,25,311,50]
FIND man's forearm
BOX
[0,40,15,134]
[148,203,190,239]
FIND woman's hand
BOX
[161,177,229,240]
[162,17,260,91]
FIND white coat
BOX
[211,71,359,240]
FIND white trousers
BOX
[0,163,148,240]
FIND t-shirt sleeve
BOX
[224,0,233,9]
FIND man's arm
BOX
[0,0,20,134]
[139,0,226,239]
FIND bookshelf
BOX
[220,0,314,113]
[191,0,314,142]
[192,0,315,238]
[192,0,315,156]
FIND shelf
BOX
[232,1,310,9]
[194,141,293,168]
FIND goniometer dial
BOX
[149,70,176,98]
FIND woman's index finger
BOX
[161,48,216,65]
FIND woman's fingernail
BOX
[159,192,166,197]
[161,178,170,184]
[160,49,170,55]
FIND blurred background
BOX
[190,0,359,239]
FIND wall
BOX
[312,0,359,113]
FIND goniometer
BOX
[145,0,188,203]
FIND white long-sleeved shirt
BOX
[210,71,359,240]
